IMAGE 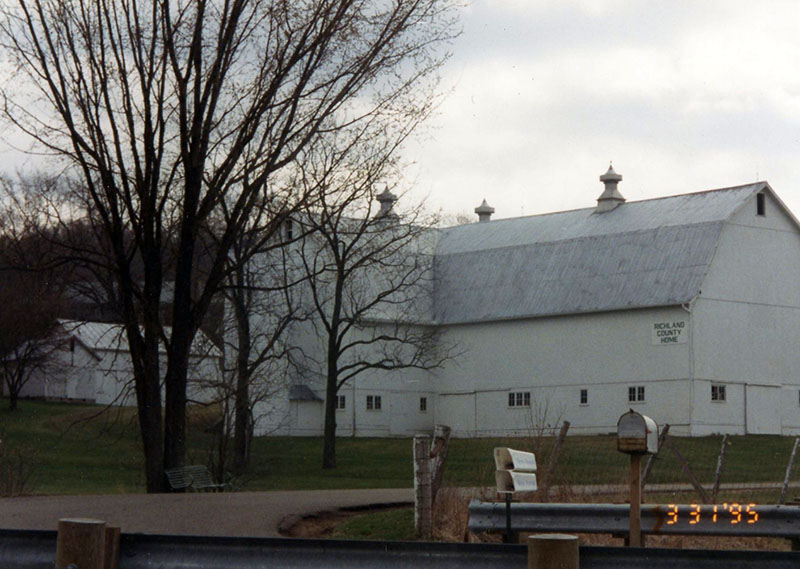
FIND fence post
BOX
[711,434,729,503]
[667,436,710,504]
[414,434,433,539]
[56,518,106,569]
[629,454,642,547]
[430,424,451,507]
[527,534,578,569]
[780,437,800,504]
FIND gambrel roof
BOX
[433,182,774,325]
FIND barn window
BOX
[711,384,726,402]
[508,391,531,407]
[335,395,346,410]
[366,395,382,411]
[757,192,765,216]
[419,397,427,412]
[628,385,645,403]
[580,389,588,405]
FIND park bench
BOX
[165,465,230,492]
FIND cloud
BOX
[406,1,800,219]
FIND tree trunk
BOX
[8,390,18,411]
[163,188,199,476]
[4,369,19,411]
[322,275,345,470]
[232,287,252,474]
[137,396,165,493]
[5,365,32,412]
[132,350,165,493]
[163,343,190,473]
[130,316,166,493]
[322,375,338,469]
[233,354,252,473]
[322,338,339,469]
[163,289,192,476]
[129,204,167,493]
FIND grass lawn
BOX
[331,508,416,541]
[1,399,146,494]
[3,398,800,498]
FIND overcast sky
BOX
[407,0,800,222]
[4,2,800,224]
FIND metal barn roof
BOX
[57,320,221,359]
[433,183,767,324]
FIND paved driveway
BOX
[0,489,414,537]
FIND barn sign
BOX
[651,320,688,345]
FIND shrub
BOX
[0,433,35,496]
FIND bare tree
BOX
[0,180,72,410]
[0,0,459,491]
[219,209,303,474]
[0,266,64,410]
[291,149,453,468]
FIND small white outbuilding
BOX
[20,319,222,406]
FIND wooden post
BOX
[780,437,800,504]
[667,436,710,504]
[104,526,121,569]
[429,424,451,507]
[629,454,642,548]
[56,518,106,569]
[527,534,579,569]
[711,434,729,503]
[414,435,432,539]
[642,423,670,486]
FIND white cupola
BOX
[596,164,625,213]
[474,199,495,222]
[376,186,398,219]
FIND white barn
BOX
[258,168,800,437]
[20,320,222,406]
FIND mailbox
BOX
[494,447,537,493]
[617,409,658,455]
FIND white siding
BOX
[20,343,99,402]
[434,307,693,436]
[692,191,800,434]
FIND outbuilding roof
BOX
[289,384,323,402]
[57,320,222,359]
[433,183,769,324]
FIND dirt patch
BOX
[280,510,357,538]
[279,503,412,538]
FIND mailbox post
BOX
[617,410,658,548]
[494,447,537,543]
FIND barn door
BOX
[745,384,782,435]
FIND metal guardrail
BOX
[0,530,54,569]
[468,500,800,538]
[2,529,800,569]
